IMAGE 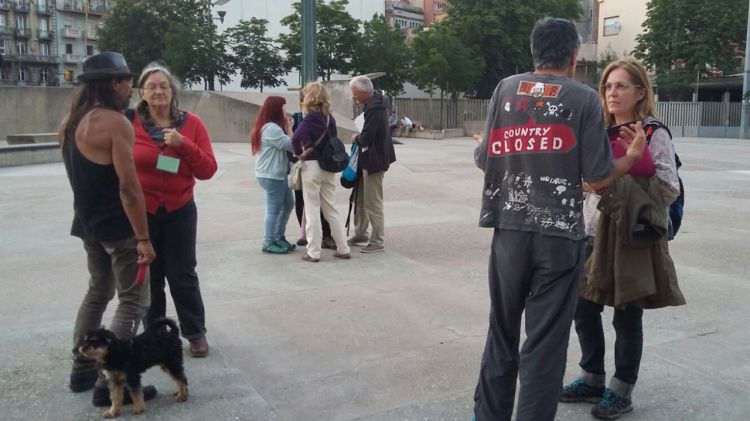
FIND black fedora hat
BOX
[77,52,133,82]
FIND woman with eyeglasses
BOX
[131,62,217,358]
[560,58,685,420]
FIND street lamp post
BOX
[301,0,317,85]
[740,0,750,138]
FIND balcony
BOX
[0,1,10,11]
[14,27,31,38]
[12,1,29,13]
[63,53,83,63]
[17,54,58,64]
[58,1,84,13]
[37,29,54,40]
[62,27,82,39]
[0,25,11,36]
[37,3,53,15]
[86,30,98,40]
[88,4,109,15]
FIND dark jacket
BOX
[581,175,685,309]
[356,91,396,173]
[291,111,336,162]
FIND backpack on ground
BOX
[644,121,684,239]
[315,116,349,173]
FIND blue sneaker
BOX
[591,388,633,419]
[276,239,296,252]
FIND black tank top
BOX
[62,135,133,242]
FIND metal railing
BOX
[389,98,743,130]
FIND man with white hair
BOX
[348,76,396,253]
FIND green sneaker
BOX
[276,239,296,252]
[591,388,633,419]
[262,243,289,254]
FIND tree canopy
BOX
[353,14,412,97]
[634,0,748,97]
[98,0,231,89]
[444,0,581,97]
[411,22,484,98]
[225,18,286,92]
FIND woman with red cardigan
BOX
[131,63,217,357]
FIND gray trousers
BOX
[72,237,150,369]
[353,170,385,247]
[474,229,583,421]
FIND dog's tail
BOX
[149,317,180,336]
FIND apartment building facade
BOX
[0,0,114,87]
[56,0,115,84]
[1,0,59,86]
[384,0,424,31]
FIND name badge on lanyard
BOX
[156,154,180,173]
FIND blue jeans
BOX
[257,176,295,246]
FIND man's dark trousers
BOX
[474,229,584,421]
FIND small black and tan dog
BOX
[79,318,188,418]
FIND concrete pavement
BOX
[0,137,748,420]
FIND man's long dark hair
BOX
[59,78,128,143]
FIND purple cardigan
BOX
[291,111,336,161]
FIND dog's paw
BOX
[132,406,145,415]
[103,409,119,418]
[175,388,188,402]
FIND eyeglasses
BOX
[602,82,642,92]
[142,84,171,92]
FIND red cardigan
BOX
[133,111,217,214]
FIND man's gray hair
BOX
[349,75,374,94]
[530,17,582,70]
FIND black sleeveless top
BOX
[62,135,133,242]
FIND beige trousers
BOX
[354,170,385,247]
[300,160,351,259]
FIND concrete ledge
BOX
[7,133,58,145]
[0,142,61,167]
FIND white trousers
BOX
[300,160,351,259]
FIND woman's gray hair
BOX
[137,62,182,124]
[349,76,374,94]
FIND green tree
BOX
[98,0,232,90]
[97,0,162,78]
[634,0,748,98]
[445,0,581,97]
[411,23,484,127]
[278,0,360,81]
[225,18,286,92]
[354,14,412,97]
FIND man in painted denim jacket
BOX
[471,17,647,421]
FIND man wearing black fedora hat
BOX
[60,52,158,407]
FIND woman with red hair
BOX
[251,96,296,254]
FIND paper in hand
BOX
[354,113,365,133]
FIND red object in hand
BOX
[135,264,148,287]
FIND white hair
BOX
[349,76,374,94]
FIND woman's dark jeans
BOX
[145,200,206,340]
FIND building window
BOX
[64,19,73,29]
[0,67,7,81]
[0,39,6,55]
[40,67,49,83]
[39,42,49,56]
[16,41,27,55]
[16,14,26,30]
[0,13,6,29]
[39,18,48,32]
[66,43,73,54]
[86,45,94,56]
[603,16,620,36]
[18,66,26,84]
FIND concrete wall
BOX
[0,86,260,142]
